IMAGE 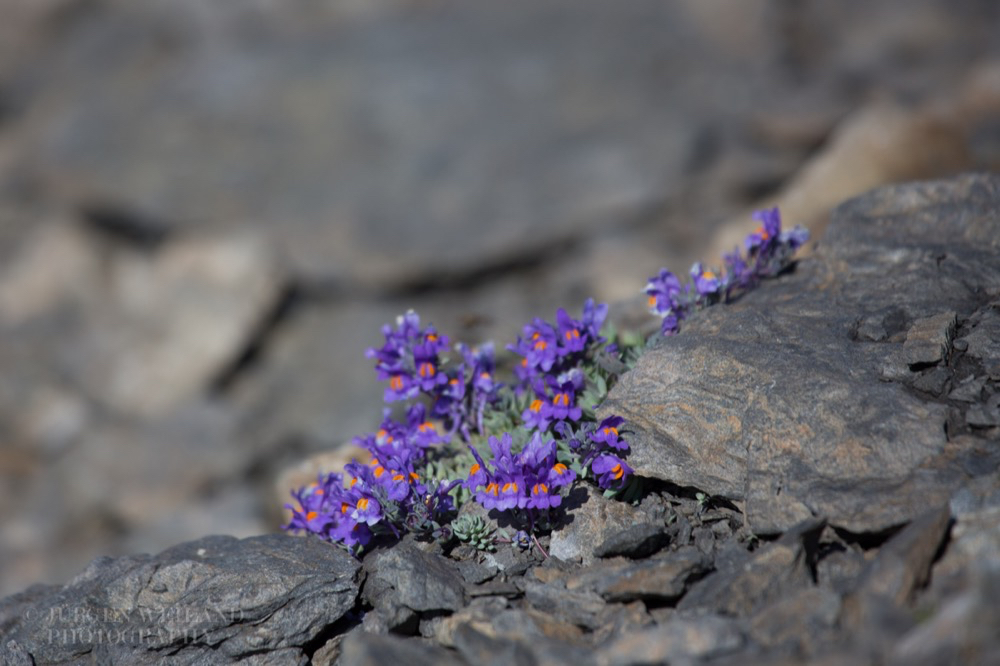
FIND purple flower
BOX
[780,225,809,250]
[590,415,628,451]
[405,404,446,449]
[548,460,575,487]
[461,342,498,398]
[366,310,450,402]
[527,479,561,509]
[554,299,610,356]
[745,207,782,254]
[350,492,384,526]
[508,318,559,382]
[331,519,372,550]
[555,307,587,355]
[464,448,489,491]
[465,432,575,515]
[580,298,609,343]
[541,371,583,425]
[284,473,373,553]
[494,474,527,511]
[413,344,448,393]
[592,453,633,490]
[722,247,752,293]
[660,312,682,336]
[486,431,519,474]
[690,262,721,298]
[644,269,683,317]
[521,386,551,432]
[383,372,418,402]
[284,475,339,535]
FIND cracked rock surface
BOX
[602,173,1000,534]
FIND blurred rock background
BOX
[0,0,999,597]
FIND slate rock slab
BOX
[361,540,467,632]
[601,173,1000,534]
[0,534,360,665]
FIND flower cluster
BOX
[286,207,807,557]
[461,432,576,538]
[365,311,500,440]
[569,415,634,492]
[646,207,809,335]
[284,405,460,554]
[508,299,608,387]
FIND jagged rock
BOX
[678,518,823,616]
[841,505,952,635]
[957,303,1000,377]
[362,541,467,632]
[567,546,711,604]
[902,311,956,366]
[452,621,595,666]
[548,485,641,565]
[747,586,841,651]
[337,631,464,666]
[889,569,1000,666]
[593,521,672,559]
[594,614,745,666]
[0,534,360,665]
[520,578,607,629]
[601,173,1000,534]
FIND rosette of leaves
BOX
[451,514,496,552]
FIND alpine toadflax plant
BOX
[285,208,808,556]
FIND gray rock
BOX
[452,619,597,666]
[957,304,1000,374]
[911,366,951,396]
[935,474,1000,587]
[595,614,745,666]
[966,394,1000,429]
[549,485,641,565]
[949,374,986,403]
[593,522,671,559]
[362,541,467,622]
[338,631,465,666]
[568,546,711,604]
[747,586,841,651]
[841,506,952,634]
[902,311,955,366]
[0,534,360,664]
[520,578,607,629]
[600,173,1000,534]
[890,568,1000,666]
[452,623,541,666]
[678,518,823,616]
